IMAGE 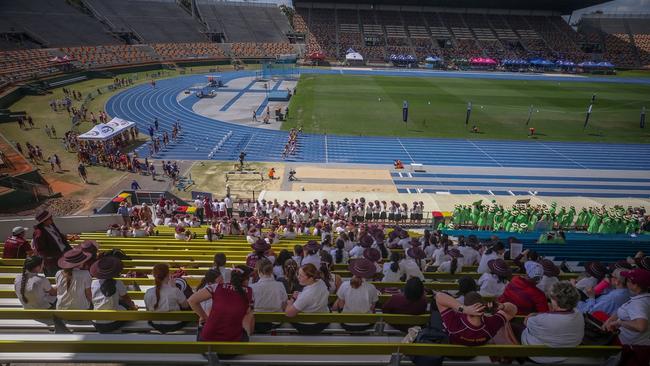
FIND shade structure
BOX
[78,117,136,141]
[470,57,497,65]
[308,51,326,60]
[345,52,363,61]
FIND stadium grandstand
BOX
[1,0,650,365]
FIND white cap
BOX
[525,261,544,279]
[12,227,28,236]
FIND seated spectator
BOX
[401,247,426,280]
[456,276,478,304]
[131,222,148,237]
[382,252,405,283]
[499,261,549,315]
[437,248,463,274]
[578,268,631,316]
[331,239,349,265]
[189,265,254,342]
[576,261,608,294]
[301,240,321,267]
[478,258,511,297]
[212,253,231,284]
[280,258,303,294]
[144,263,189,333]
[196,269,222,315]
[90,255,137,333]
[436,291,517,346]
[292,244,303,266]
[285,263,330,334]
[521,282,585,363]
[246,239,272,269]
[333,258,379,332]
[538,259,560,296]
[205,221,220,242]
[320,252,342,294]
[273,250,292,280]
[477,242,506,274]
[603,269,650,346]
[3,226,32,258]
[174,224,193,241]
[250,259,287,333]
[56,249,92,310]
[106,224,121,237]
[383,277,428,332]
[14,256,56,309]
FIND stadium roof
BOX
[293,0,610,13]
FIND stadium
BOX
[0,0,650,364]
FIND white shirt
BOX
[400,259,424,280]
[521,310,585,363]
[477,252,500,274]
[336,281,378,313]
[382,262,404,282]
[432,248,450,266]
[14,273,55,309]
[330,248,349,264]
[144,283,187,324]
[478,273,507,297]
[349,245,365,259]
[56,269,92,310]
[459,246,480,266]
[273,265,284,279]
[293,279,329,313]
[250,276,287,312]
[616,293,650,345]
[91,279,127,311]
[437,260,463,274]
[301,253,321,268]
[537,275,559,296]
[217,267,232,284]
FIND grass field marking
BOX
[397,138,415,163]
[466,139,503,167]
[535,141,587,169]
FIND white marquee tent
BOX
[78,117,136,141]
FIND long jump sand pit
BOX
[289,166,397,193]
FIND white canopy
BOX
[78,117,135,141]
[345,52,363,61]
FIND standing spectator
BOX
[521,282,585,364]
[149,163,156,180]
[14,256,57,309]
[54,154,62,171]
[77,163,88,184]
[44,125,52,139]
[603,269,650,347]
[32,211,73,276]
[189,265,254,341]
[117,202,131,227]
[48,155,56,171]
[55,249,93,310]
[51,125,57,138]
[131,180,141,190]
[3,226,32,259]
[224,195,233,218]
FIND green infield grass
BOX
[282,74,650,143]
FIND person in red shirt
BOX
[498,261,549,315]
[382,277,428,332]
[189,265,254,342]
[3,227,32,259]
[436,291,517,346]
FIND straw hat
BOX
[252,238,271,252]
[89,255,123,279]
[349,258,377,278]
[487,258,511,277]
[303,240,321,252]
[540,259,560,277]
[363,248,381,263]
[406,247,426,260]
[35,210,52,224]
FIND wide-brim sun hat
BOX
[488,258,512,277]
[79,240,99,254]
[635,256,650,271]
[540,259,560,277]
[359,234,374,248]
[407,247,426,260]
[57,249,92,269]
[252,238,271,252]
[447,248,464,258]
[35,210,52,224]
[363,248,381,263]
[349,258,377,278]
[586,261,608,279]
[409,237,421,248]
[303,240,321,252]
[89,255,123,279]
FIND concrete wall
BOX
[0,214,123,238]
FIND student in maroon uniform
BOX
[3,227,32,259]
[436,291,517,346]
[189,265,255,342]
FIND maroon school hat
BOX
[303,240,321,252]
[407,246,426,260]
[363,248,381,263]
[90,255,123,279]
[488,259,512,277]
[349,258,377,278]
[57,249,92,269]
[636,256,650,271]
[586,261,608,279]
[448,248,463,259]
[251,238,271,252]
[540,259,560,277]
[621,269,650,288]
[359,235,374,248]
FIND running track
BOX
[105,68,650,198]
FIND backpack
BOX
[410,301,449,366]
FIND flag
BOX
[402,100,408,123]
[465,101,472,125]
[641,106,646,129]
[526,105,533,125]
[583,104,593,129]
